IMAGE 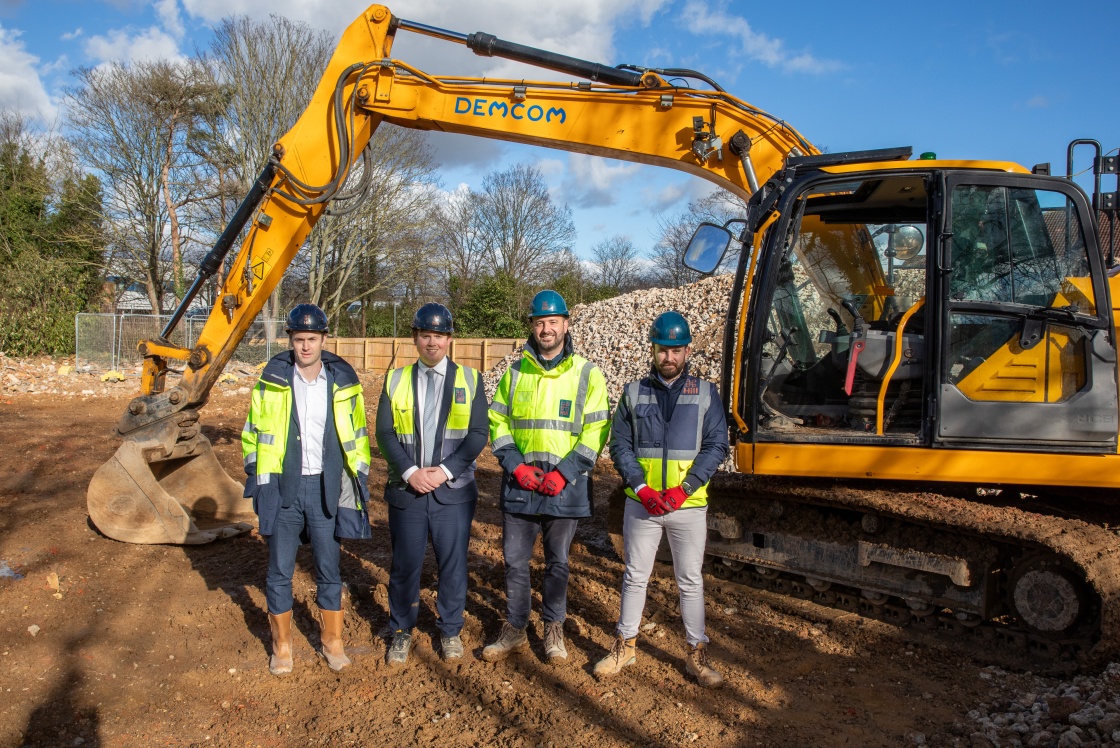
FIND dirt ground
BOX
[0,383,1024,747]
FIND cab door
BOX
[935,173,1117,450]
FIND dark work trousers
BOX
[387,495,477,637]
[266,474,341,614]
[502,512,579,629]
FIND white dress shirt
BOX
[293,363,329,476]
[401,356,454,482]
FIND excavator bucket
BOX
[87,415,255,545]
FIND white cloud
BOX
[644,176,716,214]
[681,1,840,74]
[39,54,69,76]
[84,26,184,64]
[155,0,186,40]
[559,153,641,208]
[82,0,188,66]
[0,26,56,122]
[180,0,669,78]
[425,131,505,170]
[536,157,566,180]
[61,28,84,41]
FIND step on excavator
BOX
[86,5,1120,664]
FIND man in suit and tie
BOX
[375,303,489,665]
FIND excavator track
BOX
[607,473,1120,671]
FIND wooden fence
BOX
[323,337,521,372]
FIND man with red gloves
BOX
[484,290,610,664]
[595,310,729,687]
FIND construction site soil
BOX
[0,376,1115,747]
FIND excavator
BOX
[86,5,1120,663]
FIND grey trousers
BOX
[617,498,709,646]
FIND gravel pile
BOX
[482,274,735,403]
[929,663,1120,747]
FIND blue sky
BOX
[1,0,1117,260]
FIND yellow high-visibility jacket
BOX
[489,337,610,517]
[241,351,371,538]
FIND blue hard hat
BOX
[649,310,692,346]
[412,302,454,333]
[285,303,329,333]
[529,290,569,318]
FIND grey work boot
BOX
[593,636,637,678]
[387,630,413,667]
[481,622,529,662]
[441,634,464,661]
[685,642,724,688]
[543,620,567,663]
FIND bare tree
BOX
[66,61,218,313]
[197,14,335,316]
[591,235,640,293]
[433,184,488,308]
[475,163,576,287]
[649,209,703,288]
[648,189,748,287]
[303,126,441,327]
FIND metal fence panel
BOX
[74,313,116,370]
[75,313,284,371]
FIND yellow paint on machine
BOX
[739,442,1120,490]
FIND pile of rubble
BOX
[945,663,1120,747]
[0,354,129,398]
[482,274,735,403]
[0,353,260,399]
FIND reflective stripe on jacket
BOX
[489,342,610,516]
[240,351,371,538]
[385,362,479,490]
[610,373,729,509]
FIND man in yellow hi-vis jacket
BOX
[483,290,610,664]
[241,304,371,677]
[375,303,489,666]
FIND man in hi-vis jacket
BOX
[242,303,372,676]
[483,290,611,665]
[594,310,728,687]
[375,303,488,665]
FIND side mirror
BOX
[683,222,732,275]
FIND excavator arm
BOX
[87,4,817,544]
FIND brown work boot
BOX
[593,636,637,678]
[268,610,293,676]
[543,620,567,663]
[481,622,529,662]
[315,608,351,672]
[685,642,723,688]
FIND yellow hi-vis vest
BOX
[622,376,712,508]
[489,350,610,469]
[384,362,478,485]
[241,376,370,487]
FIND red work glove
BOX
[537,470,567,496]
[661,486,689,512]
[637,486,667,516]
[512,464,544,490]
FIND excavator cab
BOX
[752,173,930,436]
[688,148,1117,452]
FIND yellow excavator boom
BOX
[87,4,825,544]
